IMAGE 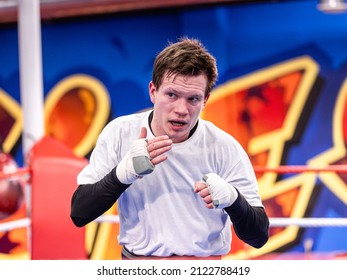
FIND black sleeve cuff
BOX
[224,189,269,248]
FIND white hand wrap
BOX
[202,173,238,209]
[116,139,154,184]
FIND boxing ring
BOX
[1,153,347,260]
[1,0,346,261]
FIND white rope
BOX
[0,217,31,232]
[269,217,347,227]
[95,214,120,224]
[1,216,347,233]
[94,215,347,228]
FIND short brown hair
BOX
[152,37,218,96]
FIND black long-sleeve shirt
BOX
[71,166,269,249]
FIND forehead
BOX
[161,73,207,95]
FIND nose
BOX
[174,98,189,116]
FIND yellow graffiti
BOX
[45,74,110,157]
[1,57,346,260]
[0,74,111,260]
[309,79,347,205]
[0,89,22,153]
[201,56,321,259]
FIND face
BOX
[149,72,209,143]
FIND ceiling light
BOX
[317,0,347,13]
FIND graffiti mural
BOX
[0,0,346,259]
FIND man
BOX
[70,37,269,259]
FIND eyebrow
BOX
[165,87,204,98]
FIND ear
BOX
[149,81,156,104]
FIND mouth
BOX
[169,120,187,128]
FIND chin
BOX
[170,132,190,143]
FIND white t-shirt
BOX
[77,110,263,257]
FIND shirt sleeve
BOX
[70,166,130,227]
[224,189,269,248]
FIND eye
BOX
[188,96,202,104]
[167,92,177,99]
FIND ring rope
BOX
[0,218,31,232]
[94,215,347,228]
[1,216,347,233]
[1,165,347,233]
[269,217,347,227]
[2,165,347,180]
[253,165,347,174]
[0,167,31,180]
